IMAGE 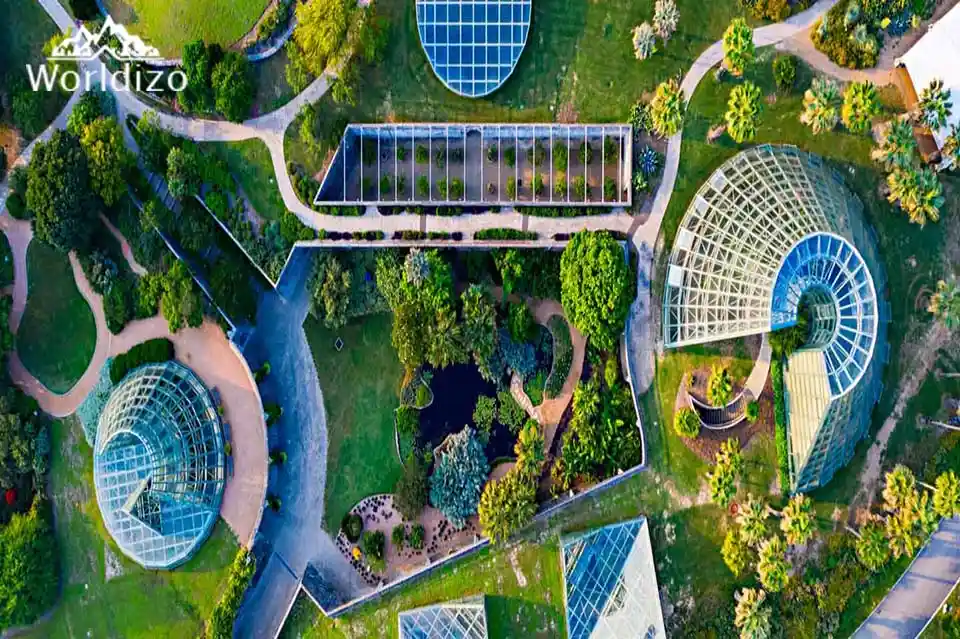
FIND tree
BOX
[928,277,960,329]
[673,406,700,438]
[507,302,534,343]
[80,116,133,207]
[10,80,45,140]
[856,519,891,571]
[737,494,769,547]
[478,470,537,544]
[285,41,314,94]
[757,536,789,592]
[560,231,633,351]
[429,427,489,529]
[840,82,879,136]
[473,395,497,438]
[26,130,99,253]
[722,528,752,578]
[886,504,924,559]
[933,471,960,519]
[734,588,772,639]
[426,306,468,369]
[462,286,498,369]
[514,420,545,480]
[745,400,759,423]
[312,254,352,328]
[0,500,58,628]
[883,464,917,513]
[650,78,686,138]
[919,78,953,130]
[780,494,815,546]
[887,165,944,226]
[942,124,960,165]
[166,146,202,199]
[180,39,215,113]
[67,91,103,136]
[726,82,763,144]
[497,391,527,433]
[722,18,754,76]
[773,54,797,92]
[653,0,680,41]
[707,365,733,407]
[136,111,175,174]
[708,438,744,508]
[394,454,429,520]
[330,60,358,106]
[212,52,254,122]
[144,261,203,332]
[632,23,657,60]
[293,0,354,75]
[0,408,38,490]
[800,77,841,134]
[871,118,917,170]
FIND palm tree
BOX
[726,82,763,144]
[883,464,918,513]
[632,22,657,60]
[653,0,680,41]
[709,438,744,508]
[650,78,686,138]
[757,536,789,592]
[887,165,944,226]
[943,124,960,166]
[800,77,841,134]
[707,365,734,406]
[737,494,769,547]
[722,18,754,76]
[933,471,960,518]
[842,81,880,133]
[734,588,772,639]
[886,505,923,559]
[855,520,891,571]
[928,278,960,329]
[780,494,815,545]
[871,118,918,169]
[919,78,953,130]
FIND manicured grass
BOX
[17,242,96,394]
[101,0,269,56]
[28,418,237,639]
[304,313,405,531]
[286,0,746,175]
[203,139,287,222]
[251,47,297,115]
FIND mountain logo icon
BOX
[50,16,161,61]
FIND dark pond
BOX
[418,363,516,461]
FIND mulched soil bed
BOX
[680,375,776,463]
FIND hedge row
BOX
[771,357,791,494]
[545,315,574,398]
[204,549,256,639]
[110,338,175,384]
[390,231,464,241]
[315,230,386,241]
[475,228,537,241]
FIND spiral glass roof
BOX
[415,0,532,97]
[93,361,225,569]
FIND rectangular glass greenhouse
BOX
[313,123,633,207]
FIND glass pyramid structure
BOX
[399,595,489,639]
[560,517,665,639]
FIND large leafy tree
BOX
[429,427,489,529]
[650,78,686,138]
[0,408,38,490]
[737,494,769,547]
[722,18,754,76]
[919,78,953,130]
[734,588,772,639]
[855,519,891,571]
[136,111,175,174]
[928,278,960,329]
[80,116,134,207]
[312,254,352,328]
[653,0,680,41]
[842,81,880,133]
[180,39,216,113]
[212,52,254,123]
[560,231,633,351]
[887,165,944,226]
[0,500,58,628]
[632,23,657,60]
[166,146,202,199]
[800,77,841,134]
[426,306,468,369]
[780,494,815,546]
[26,130,99,253]
[933,471,960,519]
[722,528,752,578]
[871,118,917,169]
[66,91,104,136]
[757,536,789,592]
[726,81,763,144]
[293,0,354,75]
[461,285,498,368]
[478,470,537,544]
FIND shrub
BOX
[392,524,406,548]
[771,359,790,494]
[526,142,546,166]
[429,427,489,529]
[811,1,879,70]
[553,142,569,171]
[545,316,573,398]
[361,530,386,560]
[415,384,430,408]
[479,470,537,543]
[0,499,58,628]
[674,406,701,438]
[707,365,733,407]
[603,177,617,201]
[341,512,363,542]
[473,395,497,439]
[396,406,420,438]
[109,338,175,384]
[415,145,429,164]
[773,55,798,93]
[416,175,430,198]
[505,176,518,199]
[497,391,527,433]
[722,18,754,76]
[650,78,686,138]
[508,302,534,342]
[746,400,760,423]
[409,524,425,549]
[394,454,429,520]
[504,146,517,167]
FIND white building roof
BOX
[900,3,960,149]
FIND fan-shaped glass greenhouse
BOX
[93,361,226,569]
[663,145,889,492]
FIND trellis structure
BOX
[93,361,226,569]
[663,145,889,492]
[399,596,489,639]
[314,123,633,207]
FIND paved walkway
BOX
[744,333,772,399]
[854,517,960,638]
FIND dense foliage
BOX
[394,454,429,520]
[649,78,686,138]
[429,427,488,529]
[478,470,537,544]
[109,338,175,384]
[726,81,763,144]
[811,0,880,69]
[80,116,134,207]
[673,406,700,439]
[212,52,254,123]
[0,500,58,628]
[722,18,754,76]
[544,315,573,398]
[205,549,256,639]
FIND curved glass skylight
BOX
[415,0,532,97]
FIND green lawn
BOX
[28,418,237,639]
[203,139,287,222]
[286,0,746,175]
[304,313,405,531]
[101,0,269,56]
[17,242,96,393]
